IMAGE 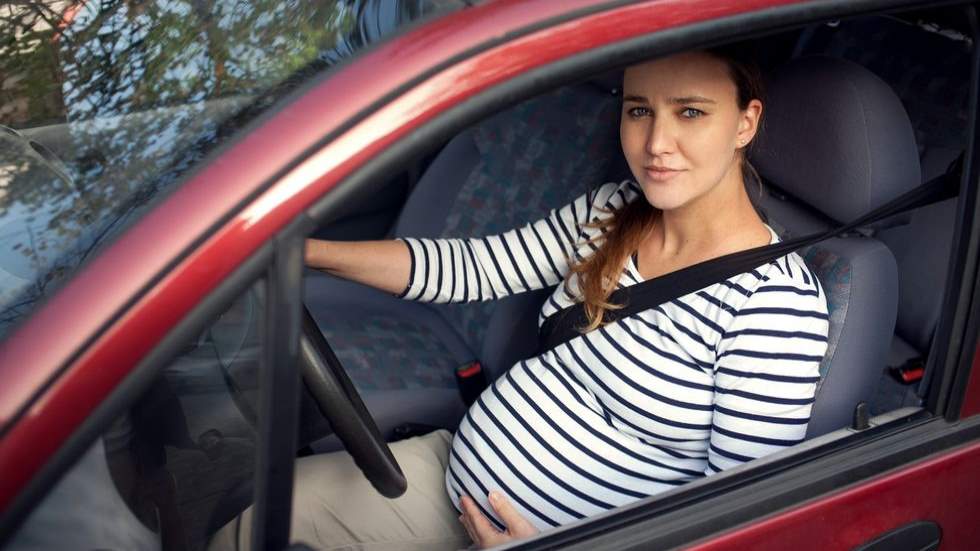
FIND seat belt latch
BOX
[888,357,925,385]
[456,361,488,406]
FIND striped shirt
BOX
[398,180,830,531]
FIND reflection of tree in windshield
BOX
[0,0,392,338]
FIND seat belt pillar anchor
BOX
[851,401,871,431]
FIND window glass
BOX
[11,281,266,551]
[0,0,467,340]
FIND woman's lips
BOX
[644,166,684,182]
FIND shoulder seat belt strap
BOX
[538,165,961,353]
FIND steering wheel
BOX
[210,288,406,499]
[297,305,407,498]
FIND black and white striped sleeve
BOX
[705,269,830,474]
[396,184,621,303]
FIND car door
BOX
[4,0,980,550]
[284,1,980,549]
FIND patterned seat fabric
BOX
[796,17,970,163]
[320,314,460,391]
[440,86,622,351]
[309,276,471,390]
[312,83,623,392]
[801,246,851,389]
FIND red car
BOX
[2,0,979,549]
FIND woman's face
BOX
[620,52,762,212]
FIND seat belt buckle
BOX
[888,357,925,385]
[456,361,488,406]
[390,423,442,442]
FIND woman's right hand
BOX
[459,492,539,549]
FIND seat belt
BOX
[539,163,962,353]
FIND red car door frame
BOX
[294,1,980,549]
[2,0,979,548]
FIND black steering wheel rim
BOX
[298,305,407,498]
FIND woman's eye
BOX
[627,106,650,118]
[680,107,704,119]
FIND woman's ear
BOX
[736,99,763,146]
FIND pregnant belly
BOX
[444,361,706,531]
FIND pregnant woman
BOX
[211,47,829,551]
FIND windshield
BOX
[0,0,463,340]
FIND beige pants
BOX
[208,430,470,551]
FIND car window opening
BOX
[292,9,974,549]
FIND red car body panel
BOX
[1,1,978,549]
[0,0,806,511]
[961,345,980,418]
[686,440,980,550]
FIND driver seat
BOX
[304,80,626,443]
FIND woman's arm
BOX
[305,181,632,303]
[399,183,633,303]
[705,268,830,474]
[304,239,412,296]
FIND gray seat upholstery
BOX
[752,56,920,437]
[794,17,969,412]
[305,82,623,440]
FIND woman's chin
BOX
[638,184,693,212]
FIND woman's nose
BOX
[646,118,675,155]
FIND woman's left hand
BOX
[459,491,539,548]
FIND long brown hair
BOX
[566,47,765,332]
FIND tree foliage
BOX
[0,0,384,337]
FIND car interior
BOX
[8,6,974,551]
[303,8,968,446]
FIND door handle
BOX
[853,520,941,551]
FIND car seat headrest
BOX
[751,56,921,223]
